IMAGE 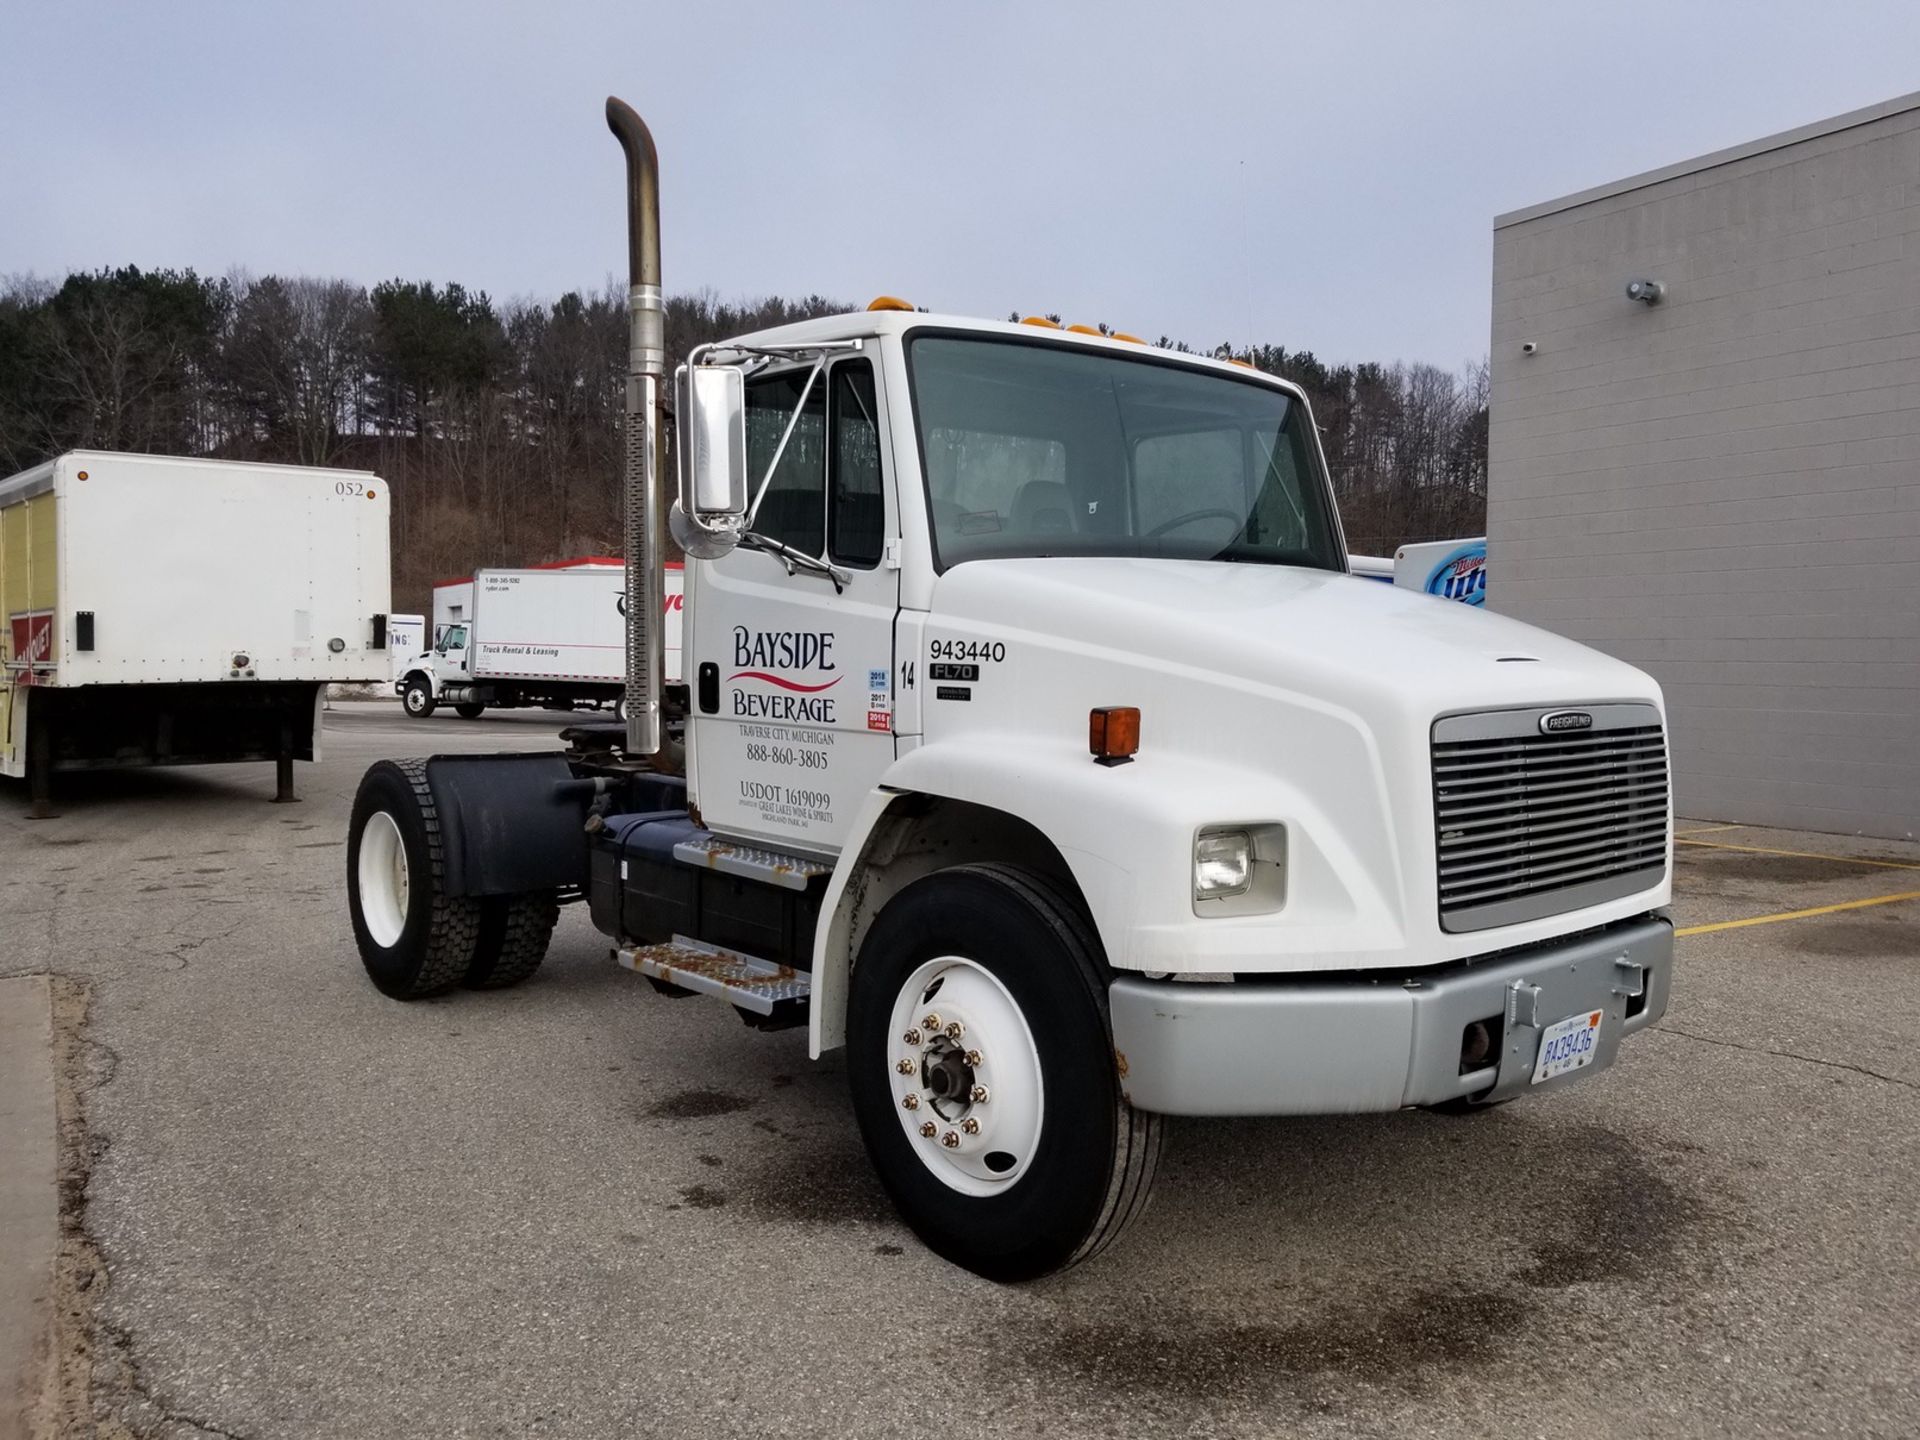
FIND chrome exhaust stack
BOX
[606,96,665,757]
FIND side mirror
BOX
[674,363,747,557]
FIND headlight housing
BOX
[1192,824,1287,916]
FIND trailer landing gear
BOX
[271,721,300,804]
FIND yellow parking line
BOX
[1675,837,1920,872]
[1674,823,1744,836]
[1677,889,1920,937]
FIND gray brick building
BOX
[1488,92,1920,840]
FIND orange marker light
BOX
[1019,315,1062,330]
[1110,332,1144,345]
[867,295,914,312]
[76,470,89,480]
[1089,706,1140,766]
[367,489,378,499]
[1066,323,1101,335]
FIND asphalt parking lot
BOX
[4,700,1917,1439]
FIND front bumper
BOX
[1109,915,1672,1116]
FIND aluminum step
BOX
[671,835,833,892]
[616,937,811,1016]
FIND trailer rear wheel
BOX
[402,677,436,719]
[454,702,487,719]
[346,759,483,998]
[847,864,1160,1281]
[465,893,560,989]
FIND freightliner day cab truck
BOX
[343,100,1674,1280]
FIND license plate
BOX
[1531,1009,1604,1084]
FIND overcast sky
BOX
[6,1,1919,368]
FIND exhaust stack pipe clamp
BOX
[606,96,665,758]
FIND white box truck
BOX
[1,450,392,811]
[341,101,1672,1281]
[398,563,682,719]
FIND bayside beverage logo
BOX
[730,627,840,722]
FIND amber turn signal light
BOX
[1089,706,1139,766]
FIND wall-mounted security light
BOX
[1625,279,1665,305]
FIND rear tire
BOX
[346,759,483,998]
[402,677,436,719]
[847,864,1160,1281]
[465,893,560,989]
[454,702,486,719]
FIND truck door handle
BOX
[698,662,719,714]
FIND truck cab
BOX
[341,100,1672,1282]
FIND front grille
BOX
[1432,704,1668,932]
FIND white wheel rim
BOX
[406,687,426,713]
[357,810,410,948]
[886,957,1044,1197]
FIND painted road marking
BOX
[1676,838,1920,873]
[1677,889,1920,938]
[1675,823,1745,836]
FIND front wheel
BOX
[453,702,486,719]
[847,864,1161,1281]
[402,676,436,719]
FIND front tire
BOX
[346,759,484,998]
[454,702,486,719]
[847,864,1160,1281]
[402,676,436,719]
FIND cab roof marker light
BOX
[867,295,915,312]
[1109,332,1144,344]
[1066,323,1102,335]
[1018,315,1062,330]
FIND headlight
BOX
[1192,824,1288,915]
[1194,828,1254,900]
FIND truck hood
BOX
[928,556,1654,718]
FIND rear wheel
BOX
[346,759,483,998]
[402,676,436,719]
[847,864,1160,1281]
[454,702,486,719]
[465,893,560,989]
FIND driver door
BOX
[687,353,899,857]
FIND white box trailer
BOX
[397,563,681,719]
[0,450,392,809]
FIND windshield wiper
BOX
[741,532,849,593]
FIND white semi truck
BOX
[2,450,392,812]
[399,563,683,719]
[343,100,1673,1279]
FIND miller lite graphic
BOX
[8,610,53,684]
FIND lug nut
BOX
[941,1130,961,1149]
[896,1058,916,1075]
[902,1093,920,1111]
[921,1013,942,1032]
[961,1117,981,1135]
[964,1049,983,1068]
[902,1027,922,1047]
[970,1084,990,1104]
[944,1020,965,1041]
[920,1121,938,1138]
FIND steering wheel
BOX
[1146,508,1245,539]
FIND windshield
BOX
[907,333,1344,571]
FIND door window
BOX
[744,369,827,556]
[829,359,884,568]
